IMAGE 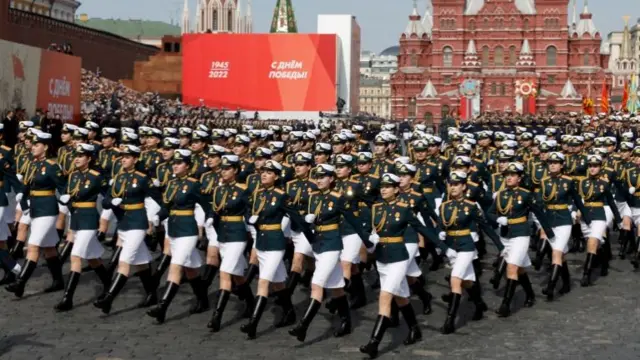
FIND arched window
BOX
[484,18,489,28]
[546,46,557,66]
[491,82,497,95]
[212,10,218,30]
[509,46,517,65]
[228,10,233,31]
[509,18,516,28]
[410,50,418,66]
[443,46,453,67]
[495,46,504,66]
[469,19,475,31]
[523,18,530,31]
[441,105,450,118]
[482,46,490,66]
[500,83,506,96]
[408,98,417,118]
[583,52,590,66]
[200,11,205,31]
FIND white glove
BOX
[109,179,114,186]
[630,187,636,195]
[152,215,160,227]
[439,231,446,241]
[492,192,498,200]
[22,208,29,217]
[111,198,123,206]
[16,174,23,182]
[304,214,316,224]
[205,218,214,227]
[152,179,161,187]
[15,193,23,203]
[27,200,30,207]
[248,215,258,225]
[59,194,71,204]
[367,233,380,254]
[487,159,495,166]
[497,217,508,226]
[571,211,577,222]
[446,248,457,259]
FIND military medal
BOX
[328,201,333,211]
[182,185,188,193]
[395,212,400,221]
[85,179,91,188]
[271,196,276,206]
[41,166,46,175]
[132,178,138,188]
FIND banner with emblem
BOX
[458,79,481,121]
[515,79,537,115]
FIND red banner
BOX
[36,50,82,122]
[182,33,337,111]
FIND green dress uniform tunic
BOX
[306,190,346,253]
[211,182,250,243]
[415,159,444,205]
[371,157,394,177]
[334,178,363,238]
[66,168,104,230]
[438,199,503,253]
[189,151,209,179]
[238,156,255,184]
[250,187,306,252]
[487,187,554,239]
[397,188,438,245]
[0,144,17,197]
[286,177,316,217]
[199,169,222,210]
[350,172,379,233]
[540,174,591,227]
[20,158,66,218]
[141,148,163,177]
[103,169,151,231]
[157,176,208,238]
[97,147,120,184]
[577,176,622,224]
[154,160,175,189]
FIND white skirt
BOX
[340,233,362,264]
[248,225,257,248]
[195,204,205,227]
[604,206,614,231]
[580,220,607,244]
[118,229,152,265]
[5,191,16,225]
[405,243,422,278]
[501,236,531,268]
[17,202,31,225]
[145,197,161,222]
[616,201,632,218]
[58,203,70,216]
[219,241,247,276]
[377,260,410,298]
[70,229,104,259]
[450,250,476,282]
[282,216,292,238]
[257,249,286,283]
[312,251,344,289]
[169,236,202,269]
[548,225,572,254]
[27,216,58,247]
[0,206,8,241]
[631,207,640,228]
[100,208,115,221]
[205,223,219,248]
[292,231,313,257]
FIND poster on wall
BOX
[36,50,82,122]
[0,39,41,115]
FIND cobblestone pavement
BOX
[1,237,640,360]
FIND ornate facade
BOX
[184,0,253,34]
[391,0,610,124]
[606,17,640,100]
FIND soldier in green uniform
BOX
[284,131,304,165]
[359,173,444,358]
[232,135,255,183]
[270,141,293,184]
[7,132,67,298]
[351,152,380,269]
[0,124,18,284]
[486,162,554,317]
[352,125,371,152]
[436,171,502,335]
[93,144,159,314]
[240,160,308,340]
[206,155,255,332]
[625,147,640,267]
[54,143,111,312]
[146,149,211,324]
[199,144,226,274]
[189,130,210,179]
[84,121,102,149]
[576,154,622,287]
[178,127,192,149]
[141,128,163,177]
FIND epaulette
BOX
[330,191,342,198]
[439,155,448,161]
[561,175,573,181]
[187,177,197,182]
[516,187,530,193]
[397,201,409,208]
[89,169,100,176]
[464,199,476,205]
[243,158,254,163]
[0,145,11,151]
[369,174,379,179]
[135,171,146,177]
[348,179,359,185]
[309,190,320,195]
[426,161,436,167]
[410,190,422,197]
[350,174,360,180]
[604,167,614,172]
[273,188,285,195]
[468,180,479,187]
[46,159,56,165]
[112,148,121,153]
[599,175,610,183]
[234,183,248,190]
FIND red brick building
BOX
[391,0,610,124]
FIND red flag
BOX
[12,55,24,80]
[528,95,536,115]
[600,78,609,114]
[622,80,629,112]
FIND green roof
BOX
[77,18,181,39]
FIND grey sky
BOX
[78,0,638,53]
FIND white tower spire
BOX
[246,0,252,32]
[181,0,190,34]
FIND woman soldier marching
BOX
[538,152,591,301]
[54,143,111,311]
[93,144,160,314]
[287,163,358,342]
[437,171,503,334]
[240,159,310,340]
[206,155,255,332]
[358,173,445,359]
[577,154,622,286]
[487,162,554,317]
[7,132,67,297]
[146,149,210,323]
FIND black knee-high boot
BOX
[106,246,122,277]
[207,289,231,332]
[389,300,400,327]
[288,298,321,342]
[5,260,37,298]
[495,279,517,317]
[334,295,352,337]
[359,315,389,359]
[245,263,259,285]
[54,271,80,312]
[632,236,640,269]
[349,272,367,310]
[237,282,255,318]
[240,295,268,340]
[9,241,24,260]
[93,273,128,314]
[147,281,179,324]
[533,238,548,271]
[440,292,461,334]
[137,267,158,308]
[300,268,313,288]
[600,240,611,276]
[489,257,506,290]
[93,264,111,292]
[559,261,571,294]
[580,253,595,287]
[274,289,296,328]
[202,264,219,290]
[44,256,65,293]
[188,276,210,314]
[285,271,301,297]
[0,250,17,285]
[400,303,421,345]
[426,241,442,271]
[619,229,631,259]
[58,241,73,264]
[467,281,487,321]
[409,278,432,315]
[519,273,536,307]
[542,264,561,300]
[152,254,172,288]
